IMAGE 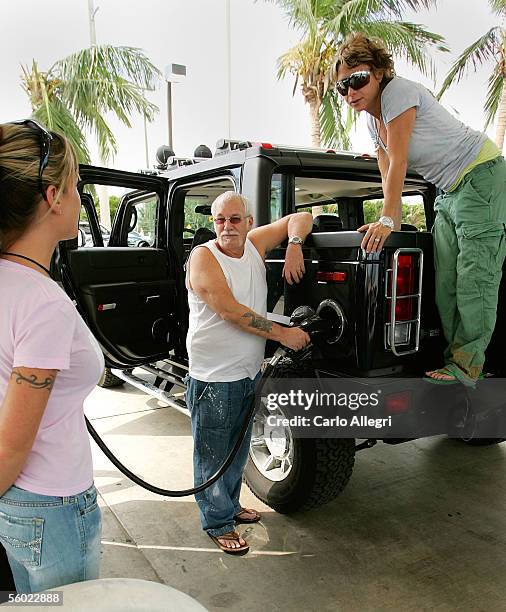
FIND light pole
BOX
[87,0,112,230]
[225,0,231,139]
[164,63,187,151]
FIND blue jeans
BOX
[185,373,260,537]
[0,484,101,593]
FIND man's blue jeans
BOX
[185,372,260,537]
[0,484,101,593]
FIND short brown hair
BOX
[0,122,78,251]
[335,32,395,81]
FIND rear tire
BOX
[245,436,355,513]
[460,437,505,446]
[244,356,355,513]
[455,398,505,446]
[97,368,125,388]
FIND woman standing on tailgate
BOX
[335,33,506,387]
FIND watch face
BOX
[289,237,303,244]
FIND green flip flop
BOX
[424,367,460,386]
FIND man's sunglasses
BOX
[11,119,53,200]
[336,70,371,96]
[211,215,250,225]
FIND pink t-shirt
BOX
[0,259,104,496]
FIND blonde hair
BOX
[335,32,395,82]
[0,122,78,251]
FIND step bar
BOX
[110,367,189,417]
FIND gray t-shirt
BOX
[367,76,487,191]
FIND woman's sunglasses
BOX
[336,70,371,96]
[11,119,53,200]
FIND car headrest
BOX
[312,214,343,233]
[190,227,216,250]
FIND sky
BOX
[0,0,500,173]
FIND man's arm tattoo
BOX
[241,312,273,333]
[11,371,55,392]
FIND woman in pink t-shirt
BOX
[0,121,104,593]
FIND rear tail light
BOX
[388,254,415,322]
[385,391,411,414]
[316,271,347,283]
[384,248,424,356]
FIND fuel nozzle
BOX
[290,303,344,345]
[263,301,346,376]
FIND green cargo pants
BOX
[433,156,506,385]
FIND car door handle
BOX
[145,295,161,303]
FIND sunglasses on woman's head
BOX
[11,119,53,200]
[336,70,371,96]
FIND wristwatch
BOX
[378,216,395,230]
[288,236,304,246]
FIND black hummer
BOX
[58,139,506,514]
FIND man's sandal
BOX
[234,507,261,524]
[208,531,249,555]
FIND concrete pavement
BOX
[86,379,506,611]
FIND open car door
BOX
[57,165,178,370]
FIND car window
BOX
[271,173,428,230]
[270,173,283,222]
[172,177,236,261]
[78,187,107,247]
[363,195,426,231]
[126,193,158,247]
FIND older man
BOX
[185,191,312,554]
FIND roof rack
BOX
[214,138,376,159]
[215,139,256,155]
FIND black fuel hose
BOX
[84,316,324,497]
[85,388,257,497]
[85,345,293,497]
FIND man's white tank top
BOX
[186,238,267,382]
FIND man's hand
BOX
[279,326,311,351]
[282,243,306,284]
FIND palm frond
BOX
[52,45,160,91]
[46,45,160,162]
[263,0,318,36]
[53,46,160,120]
[324,0,381,36]
[356,20,448,79]
[438,27,500,98]
[89,111,117,162]
[489,0,506,16]
[319,90,356,148]
[484,66,504,128]
[378,0,439,16]
[277,44,306,79]
[32,99,91,164]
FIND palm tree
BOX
[270,0,447,149]
[21,45,161,164]
[438,0,505,150]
